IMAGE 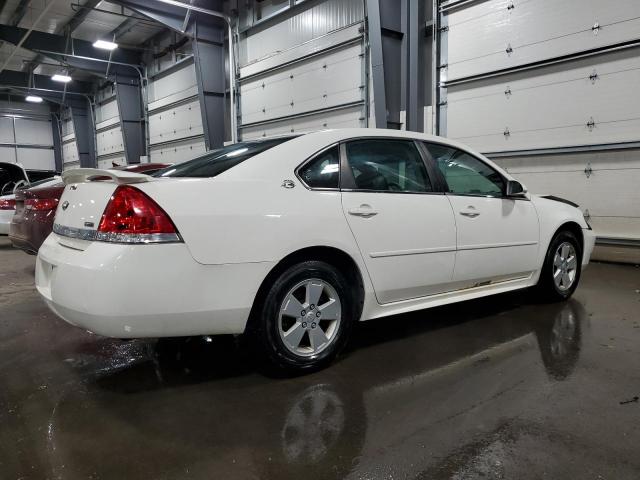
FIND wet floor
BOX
[1,237,639,479]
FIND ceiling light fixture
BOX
[93,39,118,50]
[51,74,72,83]
[25,95,43,103]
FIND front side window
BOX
[298,146,340,189]
[424,143,504,197]
[345,140,432,193]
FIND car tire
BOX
[536,230,582,302]
[251,260,355,374]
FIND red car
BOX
[9,163,172,254]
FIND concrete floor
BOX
[1,237,639,480]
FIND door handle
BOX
[460,206,480,218]
[348,205,378,218]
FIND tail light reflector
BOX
[96,185,181,244]
[0,199,16,210]
[25,198,59,211]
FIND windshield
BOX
[153,137,296,178]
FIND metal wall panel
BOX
[447,48,640,152]
[495,150,640,240]
[149,137,206,164]
[445,0,640,80]
[241,104,364,139]
[240,42,363,125]
[240,0,364,66]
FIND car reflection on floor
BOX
[44,296,585,479]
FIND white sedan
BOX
[36,129,595,372]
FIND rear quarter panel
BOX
[136,178,363,267]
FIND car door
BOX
[423,143,539,287]
[340,138,457,304]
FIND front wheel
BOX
[252,261,355,373]
[536,230,582,301]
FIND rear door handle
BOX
[348,205,378,218]
[460,206,480,218]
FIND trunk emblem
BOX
[61,201,69,211]
[281,179,295,189]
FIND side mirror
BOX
[506,180,527,197]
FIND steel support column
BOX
[70,100,96,168]
[115,78,145,164]
[365,0,387,128]
[402,0,423,132]
[51,113,63,172]
[192,32,226,149]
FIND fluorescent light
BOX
[93,39,118,50]
[51,74,72,83]
[25,95,43,103]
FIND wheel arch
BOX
[554,221,584,253]
[247,246,366,331]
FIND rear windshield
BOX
[153,137,295,178]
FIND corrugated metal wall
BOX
[238,0,367,139]
[437,0,640,242]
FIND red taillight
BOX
[0,199,16,210]
[25,198,59,211]
[96,185,180,243]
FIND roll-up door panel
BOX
[0,117,14,143]
[446,48,640,152]
[62,141,79,165]
[148,62,197,103]
[149,137,206,164]
[446,0,640,80]
[97,156,126,169]
[0,145,16,163]
[240,43,363,125]
[241,105,364,140]
[96,125,125,157]
[148,99,203,146]
[15,118,53,146]
[16,148,55,170]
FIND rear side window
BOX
[298,146,340,189]
[345,139,432,193]
[154,137,294,178]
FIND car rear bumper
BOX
[36,233,275,338]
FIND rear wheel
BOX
[252,261,355,373]
[537,230,582,301]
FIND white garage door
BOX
[437,0,640,241]
[147,58,206,164]
[0,114,55,171]
[238,0,366,140]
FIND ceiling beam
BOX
[0,25,143,78]
[0,69,93,94]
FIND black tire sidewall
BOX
[540,230,582,300]
[256,261,355,372]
